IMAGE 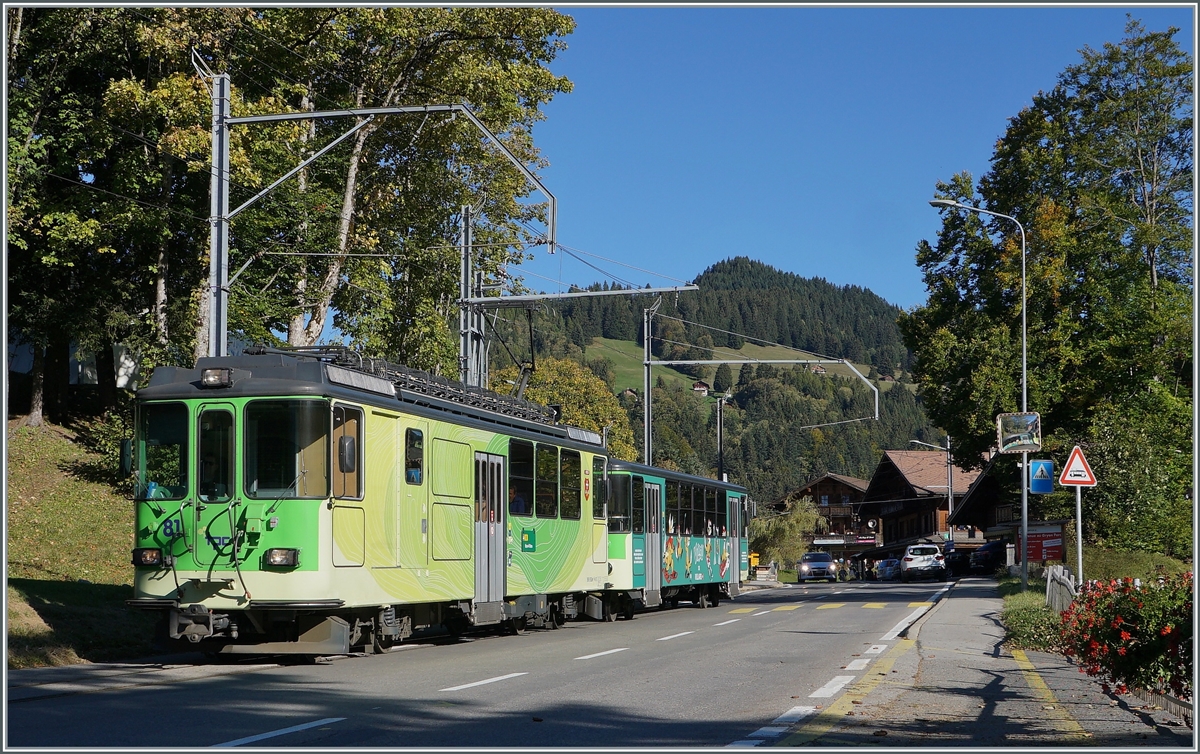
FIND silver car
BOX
[797,552,838,582]
[876,558,901,581]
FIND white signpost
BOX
[1058,445,1097,585]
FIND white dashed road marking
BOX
[774,705,818,724]
[809,675,856,698]
[441,672,528,691]
[846,658,871,670]
[574,648,629,661]
[752,611,771,616]
[657,631,694,641]
[713,619,741,626]
[214,717,346,747]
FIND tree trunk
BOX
[27,343,44,427]
[288,84,317,346]
[193,279,210,366]
[153,161,173,346]
[95,341,118,411]
[301,109,375,346]
[44,334,70,423]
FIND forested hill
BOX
[688,257,909,368]
[546,257,911,373]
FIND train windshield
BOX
[138,402,188,500]
[244,400,329,499]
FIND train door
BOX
[192,403,237,569]
[400,422,429,568]
[643,480,662,607]
[728,493,742,598]
[631,475,645,587]
[474,452,505,605]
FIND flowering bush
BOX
[1060,572,1193,699]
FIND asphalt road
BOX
[6,579,952,748]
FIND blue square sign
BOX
[1029,460,1054,494]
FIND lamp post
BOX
[910,437,953,538]
[929,198,1029,591]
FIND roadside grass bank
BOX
[6,421,159,669]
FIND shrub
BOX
[1059,572,1193,699]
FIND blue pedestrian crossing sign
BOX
[1029,460,1054,494]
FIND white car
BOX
[797,552,839,582]
[900,544,947,582]
[876,558,901,581]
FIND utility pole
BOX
[643,298,661,464]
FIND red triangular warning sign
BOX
[1059,445,1097,486]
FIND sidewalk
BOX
[774,577,1193,747]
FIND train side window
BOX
[509,439,534,517]
[608,474,630,532]
[705,487,717,537]
[591,457,606,519]
[332,406,363,499]
[718,491,728,537]
[631,475,644,534]
[680,485,693,536]
[535,444,559,519]
[405,428,423,485]
[560,449,581,520]
[741,497,749,539]
[665,482,678,534]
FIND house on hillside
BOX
[692,381,710,396]
[856,450,983,561]
[809,365,827,375]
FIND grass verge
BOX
[6,421,160,669]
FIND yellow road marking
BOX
[777,639,916,746]
[815,603,846,609]
[772,605,801,611]
[1011,649,1091,741]
[728,608,757,613]
[862,602,886,608]
[908,601,933,607]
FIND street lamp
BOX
[929,198,1030,591]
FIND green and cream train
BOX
[127,346,751,654]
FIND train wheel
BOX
[710,590,721,608]
[670,598,680,609]
[623,599,635,621]
[507,617,528,635]
[697,590,710,609]
[548,606,564,629]
[604,599,618,622]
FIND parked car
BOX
[944,551,972,578]
[797,551,838,582]
[900,543,946,582]
[969,540,1009,575]
[876,558,901,581]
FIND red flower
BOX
[1119,630,1132,641]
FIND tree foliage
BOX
[490,357,637,461]
[7,7,575,413]
[899,19,1192,552]
[748,493,827,567]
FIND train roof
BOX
[606,458,749,493]
[136,346,605,452]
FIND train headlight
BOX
[200,368,233,388]
[264,548,300,567]
[133,548,165,567]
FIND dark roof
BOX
[863,450,982,502]
[795,473,870,494]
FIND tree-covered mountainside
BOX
[485,257,938,504]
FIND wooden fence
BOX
[1044,564,1077,613]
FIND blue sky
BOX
[509,5,1195,311]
